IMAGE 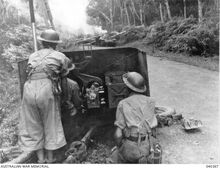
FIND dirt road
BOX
[147,55,219,164]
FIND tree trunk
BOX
[130,0,140,24]
[36,0,50,27]
[129,5,136,25]
[198,0,203,22]
[110,0,114,31]
[165,0,172,20]
[121,9,124,26]
[139,0,143,25]
[124,0,130,26]
[44,0,55,29]
[118,0,126,27]
[214,0,219,14]
[143,0,147,25]
[140,9,143,25]
[183,0,187,19]
[159,3,164,23]
[138,0,146,25]
[0,0,7,24]
[118,0,124,26]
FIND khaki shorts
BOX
[110,138,150,163]
[19,79,66,151]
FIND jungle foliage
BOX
[87,0,219,57]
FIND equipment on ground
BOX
[182,119,203,130]
[155,106,183,127]
[63,125,97,163]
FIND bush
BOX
[0,24,32,148]
[172,17,197,35]
[143,17,219,57]
[187,27,218,56]
[1,24,34,70]
[118,25,147,45]
[163,35,190,53]
[0,74,20,148]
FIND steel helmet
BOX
[122,72,146,93]
[38,29,62,43]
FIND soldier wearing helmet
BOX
[19,29,81,163]
[109,72,158,163]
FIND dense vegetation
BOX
[117,17,219,57]
[0,0,33,149]
[0,24,34,149]
[87,0,219,31]
[87,0,219,57]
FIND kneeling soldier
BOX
[110,72,158,163]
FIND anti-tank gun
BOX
[7,0,150,164]
[14,47,150,163]
[18,47,150,124]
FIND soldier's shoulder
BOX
[53,50,66,57]
[118,99,126,106]
[31,49,50,56]
[118,97,130,106]
[132,94,155,103]
[28,50,41,60]
[29,50,39,57]
[144,96,156,104]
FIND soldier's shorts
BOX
[109,138,150,163]
[19,79,66,151]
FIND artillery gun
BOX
[5,0,150,164]
[5,47,150,164]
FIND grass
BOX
[0,22,36,149]
[0,67,20,148]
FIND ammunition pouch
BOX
[146,143,162,164]
[61,77,69,103]
[51,76,62,96]
[44,67,62,96]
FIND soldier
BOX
[109,72,158,163]
[19,29,81,163]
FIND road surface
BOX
[147,55,219,164]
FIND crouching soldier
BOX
[19,29,81,163]
[109,72,158,163]
[61,77,82,117]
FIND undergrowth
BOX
[0,23,33,148]
[118,17,219,57]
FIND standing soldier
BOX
[19,29,81,163]
[109,72,158,163]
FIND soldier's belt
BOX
[29,72,48,80]
[126,136,146,142]
[124,128,148,137]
